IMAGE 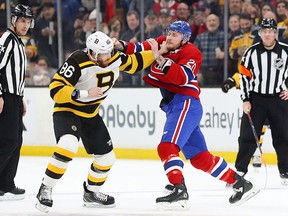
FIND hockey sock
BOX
[157,142,184,185]
[43,134,78,187]
[87,151,116,192]
[190,151,236,184]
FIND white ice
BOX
[0,156,287,216]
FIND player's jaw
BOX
[166,40,182,50]
[97,53,111,67]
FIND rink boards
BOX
[21,88,277,164]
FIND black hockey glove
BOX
[221,78,236,93]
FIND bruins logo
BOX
[71,125,77,131]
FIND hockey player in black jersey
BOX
[35,31,155,213]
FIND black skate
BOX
[229,174,259,205]
[35,183,53,213]
[225,171,245,189]
[83,182,115,208]
[0,187,25,201]
[164,184,175,191]
[280,172,288,185]
[156,183,189,209]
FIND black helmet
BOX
[11,4,34,28]
[259,18,277,30]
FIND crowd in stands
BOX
[1,0,288,87]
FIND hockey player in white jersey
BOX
[35,31,155,213]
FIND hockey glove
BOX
[221,78,236,93]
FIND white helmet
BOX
[86,31,114,62]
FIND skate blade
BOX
[0,193,25,201]
[156,200,189,210]
[281,178,288,186]
[252,164,261,168]
[35,200,51,213]
[83,202,116,208]
[234,188,260,206]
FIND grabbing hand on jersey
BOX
[112,38,124,51]
[147,39,168,67]
[147,38,159,58]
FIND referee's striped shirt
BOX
[0,29,27,96]
[239,41,288,101]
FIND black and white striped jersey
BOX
[239,41,288,101]
[0,29,27,96]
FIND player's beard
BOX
[97,59,110,68]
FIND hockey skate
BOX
[0,187,25,201]
[164,184,175,192]
[83,182,115,208]
[156,182,189,209]
[35,183,53,213]
[225,171,245,189]
[252,155,261,168]
[229,174,259,205]
[280,172,288,186]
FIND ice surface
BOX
[0,156,287,216]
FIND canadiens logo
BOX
[150,58,174,74]
[273,58,284,70]
[150,61,163,74]
[0,45,5,53]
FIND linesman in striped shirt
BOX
[0,4,34,200]
[235,18,288,185]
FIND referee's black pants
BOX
[0,93,23,192]
[235,93,288,174]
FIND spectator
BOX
[73,7,92,50]
[129,0,155,19]
[194,14,225,86]
[0,0,6,36]
[153,0,179,21]
[119,10,141,86]
[229,0,242,16]
[229,13,255,76]
[73,6,89,31]
[190,3,208,42]
[32,56,53,86]
[120,10,140,42]
[176,2,191,22]
[228,14,241,77]
[138,10,162,41]
[247,4,261,26]
[258,2,275,24]
[115,0,130,31]
[33,2,73,69]
[157,9,173,35]
[55,0,82,26]
[88,9,109,34]
[276,1,288,27]
[108,16,123,39]
[136,10,162,86]
[280,17,288,44]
